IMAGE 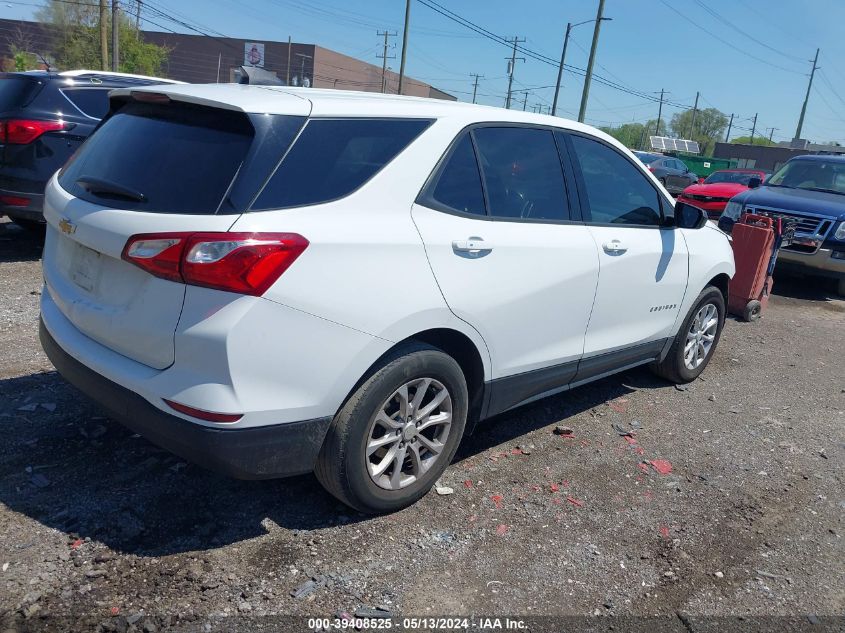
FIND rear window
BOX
[61,87,111,119]
[634,152,662,165]
[0,76,43,111]
[252,118,432,210]
[59,102,254,214]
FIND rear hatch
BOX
[42,90,307,369]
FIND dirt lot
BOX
[0,218,843,632]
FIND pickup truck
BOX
[719,154,845,296]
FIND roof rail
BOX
[58,70,184,84]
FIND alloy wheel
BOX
[684,303,719,370]
[366,377,453,490]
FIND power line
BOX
[657,0,805,75]
[690,0,805,64]
[416,0,694,110]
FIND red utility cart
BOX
[727,213,793,321]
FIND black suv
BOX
[0,70,178,229]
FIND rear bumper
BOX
[40,319,332,479]
[777,247,845,279]
[0,188,44,222]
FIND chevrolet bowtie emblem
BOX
[58,218,76,235]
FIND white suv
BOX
[39,84,734,512]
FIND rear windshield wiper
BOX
[75,176,146,202]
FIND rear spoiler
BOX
[233,65,285,86]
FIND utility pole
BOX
[295,52,312,87]
[686,91,700,139]
[750,113,758,145]
[135,0,141,30]
[725,113,734,142]
[99,0,108,71]
[111,0,119,72]
[469,73,483,104]
[286,37,292,86]
[552,23,572,117]
[794,47,820,142]
[504,37,525,109]
[216,53,221,83]
[655,89,666,137]
[397,0,411,95]
[377,30,397,94]
[578,0,607,123]
[767,127,779,143]
[521,91,529,111]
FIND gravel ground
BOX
[0,218,843,632]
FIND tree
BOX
[669,107,729,155]
[34,0,168,76]
[729,136,775,146]
[601,119,667,150]
[600,122,647,149]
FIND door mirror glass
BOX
[674,201,708,229]
[747,176,762,189]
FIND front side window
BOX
[569,134,662,226]
[428,133,486,216]
[472,127,570,221]
[253,118,432,210]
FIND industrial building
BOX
[0,18,455,100]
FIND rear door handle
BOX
[452,238,492,253]
[602,239,627,254]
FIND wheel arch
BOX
[337,326,489,433]
[707,272,731,305]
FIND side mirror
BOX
[747,176,762,189]
[698,177,705,184]
[674,201,709,229]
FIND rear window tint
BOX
[61,88,110,119]
[0,76,43,111]
[252,118,432,210]
[429,133,486,216]
[58,102,254,214]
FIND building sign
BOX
[244,42,265,67]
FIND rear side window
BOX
[472,127,570,221]
[61,88,111,119]
[253,118,432,210]
[59,102,253,214]
[428,133,485,216]
[0,76,42,110]
[569,134,662,226]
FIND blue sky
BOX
[6,0,845,144]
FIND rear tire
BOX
[315,342,468,513]
[837,277,845,298]
[651,286,725,384]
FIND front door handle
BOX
[602,239,627,254]
[452,238,492,254]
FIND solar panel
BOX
[649,136,701,154]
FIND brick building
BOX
[0,18,455,100]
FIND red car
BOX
[678,169,769,219]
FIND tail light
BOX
[0,195,30,207]
[0,119,72,145]
[647,166,656,172]
[121,232,308,296]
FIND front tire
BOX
[651,286,725,383]
[315,343,468,513]
[837,277,845,297]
